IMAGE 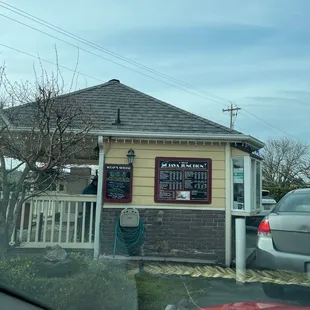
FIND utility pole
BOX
[222,103,241,129]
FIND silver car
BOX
[256,188,310,297]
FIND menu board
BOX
[104,164,133,203]
[154,157,212,204]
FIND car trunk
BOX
[269,213,310,256]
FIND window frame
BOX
[231,155,262,214]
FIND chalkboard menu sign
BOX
[154,157,212,204]
[104,164,133,203]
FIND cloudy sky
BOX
[0,0,309,143]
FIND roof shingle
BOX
[3,79,242,135]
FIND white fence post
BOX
[235,217,246,284]
[94,136,105,259]
[5,194,97,250]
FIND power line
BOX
[0,2,300,139]
[0,13,230,108]
[0,1,229,104]
[0,3,292,135]
[0,42,228,127]
[239,108,298,139]
[0,43,104,83]
[238,110,279,137]
[0,3,226,106]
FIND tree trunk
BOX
[0,212,9,259]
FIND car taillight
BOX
[258,220,271,235]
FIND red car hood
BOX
[199,302,310,310]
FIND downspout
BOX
[94,136,104,259]
[225,142,232,266]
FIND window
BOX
[262,190,270,198]
[251,159,255,210]
[256,161,262,210]
[232,157,245,210]
[277,192,310,213]
[232,156,262,213]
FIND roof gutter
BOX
[8,127,265,149]
[88,130,265,149]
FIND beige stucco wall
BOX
[104,141,225,208]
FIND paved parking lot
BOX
[246,226,257,248]
[195,278,310,308]
[195,228,310,308]
[107,227,310,309]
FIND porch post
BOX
[225,143,232,266]
[235,217,246,283]
[94,136,104,259]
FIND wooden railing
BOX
[10,194,97,249]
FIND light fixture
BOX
[127,148,135,165]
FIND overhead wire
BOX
[0,0,228,104]
[0,43,104,84]
[0,42,227,127]
[239,109,298,139]
[0,1,299,139]
[0,12,226,107]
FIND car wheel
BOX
[262,283,284,298]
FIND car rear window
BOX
[262,195,272,200]
[277,192,310,212]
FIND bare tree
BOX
[262,137,310,187]
[0,64,95,257]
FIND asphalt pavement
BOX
[195,278,310,308]
[230,227,310,308]
[102,228,310,309]
[101,227,309,309]
[246,226,258,248]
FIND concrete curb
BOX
[99,254,217,265]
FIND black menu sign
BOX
[154,157,212,204]
[104,164,133,203]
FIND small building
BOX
[3,79,264,266]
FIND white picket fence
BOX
[10,194,97,249]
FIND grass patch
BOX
[136,273,208,310]
[0,256,209,310]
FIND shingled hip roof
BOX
[1,79,264,149]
